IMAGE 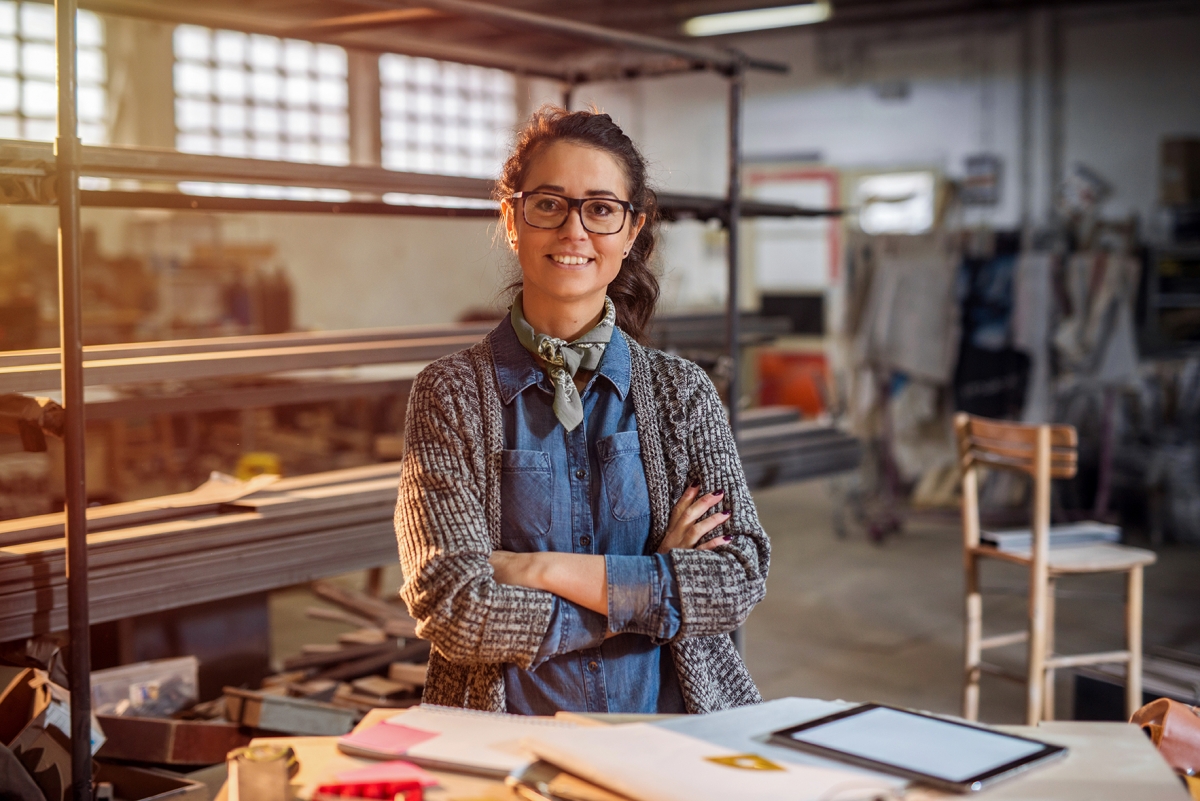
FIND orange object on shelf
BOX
[758,351,828,418]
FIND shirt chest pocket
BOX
[597,430,651,522]
[500,449,553,548]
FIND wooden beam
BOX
[291,8,445,36]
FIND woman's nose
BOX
[559,207,589,239]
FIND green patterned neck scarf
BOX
[509,291,616,432]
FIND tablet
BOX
[770,703,1067,793]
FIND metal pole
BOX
[726,67,744,442]
[726,65,744,656]
[56,1,92,798]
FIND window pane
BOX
[78,47,106,83]
[18,2,53,41]
[0,39,14,74]
[0,115,17,137]
[21,42,55,79]
[77,10,103,47]
[249,35,279,70]
[21,78,53,116]
[78,85,104,121]
[0,75,14,110]
[175,25,210,62]
[214,30,246,64]
[0,3,15,37]
[175,23,347,168]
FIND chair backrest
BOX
[954,413,1079,555]
[954,414,1078,479]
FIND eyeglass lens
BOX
[522,193,627,234]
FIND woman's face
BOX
[503,140,645,312]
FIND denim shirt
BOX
[491,317,686,715]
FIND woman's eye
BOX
[534,198,563,212]
[587,202,617,217]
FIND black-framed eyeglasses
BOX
[512,191,636,235]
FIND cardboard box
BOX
[94,763,207,801]
[96,716,254,766]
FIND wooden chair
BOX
[955,413,1157,726]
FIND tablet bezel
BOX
[769,703,1068,794]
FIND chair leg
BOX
[1043,577,1056,722]
[1026,567,1050,727]
[964,554,982,721]
[1126,565,1144,719]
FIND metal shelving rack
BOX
[4,2,840,794]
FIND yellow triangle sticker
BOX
[705,754,784,771]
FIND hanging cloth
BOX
[509,292,615,432]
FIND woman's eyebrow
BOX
[529,183,620,198]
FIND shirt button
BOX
[575,469,586,479]
[587,661,600,673]
[580,535,592,547]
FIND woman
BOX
[395,107,770,715]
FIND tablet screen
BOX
[783,707,1047,783]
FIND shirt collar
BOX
[490,312,631,404]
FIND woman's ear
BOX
[626,212,647,253]
[501,200,519,251]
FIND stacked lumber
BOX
[0,463,404,642]
[93,581,430,765]
[737,406,862,490]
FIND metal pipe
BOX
[726,68,745,657]
[387,0,788,74]
[726,69,744,443]
[55,1,92,798]
[1047,9,1064,221]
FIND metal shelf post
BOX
[55,1,93,797]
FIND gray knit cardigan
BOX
[393,328,770,713]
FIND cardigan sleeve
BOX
[394,362,556,670]
[666,365,771,639]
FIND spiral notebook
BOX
[338,704,578,778]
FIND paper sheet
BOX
[525,722,896,801]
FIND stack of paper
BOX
[337,704,578,778]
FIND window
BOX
[174,24,349,199]
[0,1,106,143]
[380,53,515,179]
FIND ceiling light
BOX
[683,2,832,37]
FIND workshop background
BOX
[0,0,1198,796]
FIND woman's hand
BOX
[658,486,731,554]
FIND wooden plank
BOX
[224,688,356,736]
[96,715,254,764]
[315,640,430,682]
[310,581,416,635]
[0,323,492,371]
[0,334,480,393]
[282,641,399,672]
[0,533,397,641]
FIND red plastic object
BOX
[758,350,828,418]
[315,779,423,799]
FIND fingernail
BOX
[723,536,732,542]
[714,490,725,497]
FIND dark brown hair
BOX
[496,106,660,343]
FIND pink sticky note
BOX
[335,760,438,787]
[338,721,439,757]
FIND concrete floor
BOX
[270,478,1200,724]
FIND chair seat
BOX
[974,542,1157,574]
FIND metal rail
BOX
[377,0,789,76]
[54,1,92,797]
